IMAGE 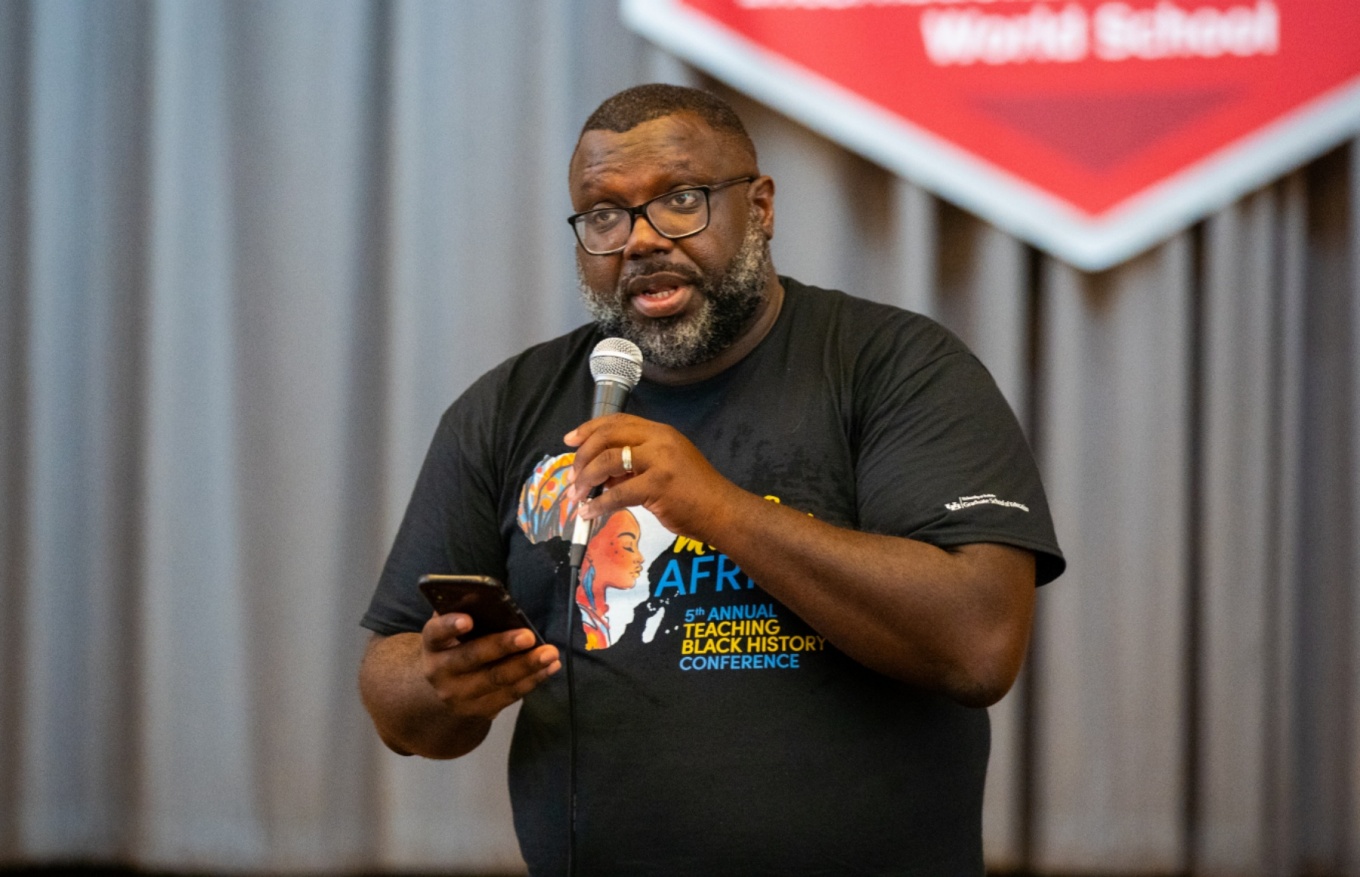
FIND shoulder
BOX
[480,323,601,386]
[429,323,600,468]
[779,276,971,373]
[449,324,600,413]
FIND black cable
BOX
[565,554,582,877]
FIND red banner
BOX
[623,0,1360,268]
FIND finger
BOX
[432,642,561,708]
[422,611,473,650]
[563,418,610,451]
[459,655,561,717]
[563,424,590,447]
[576,474,644,521]
[563,413,623,447]
[499,651,563,698]
[563,422,611,499]
[572,443,640,503]
[442,628,540,674]
[481,644,561,690]
[564,412,646,457]
[425,630,551,683]
[423,626,534,694]
[568,420,651,500]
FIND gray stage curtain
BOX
[1,1,1356,874]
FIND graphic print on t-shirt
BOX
[516,453,828,668]
[516,453,665,648]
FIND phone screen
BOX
[418,574,543,643]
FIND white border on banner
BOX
[621,0,1360,271]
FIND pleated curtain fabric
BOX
[1,2,1357,874]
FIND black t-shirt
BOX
[362,277,1064,876]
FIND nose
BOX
[621,213,674,258]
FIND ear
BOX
[750,175,776,239]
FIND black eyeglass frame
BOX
[566,176,756,255]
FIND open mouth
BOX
[627,272,696,319]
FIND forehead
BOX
[604,509,640,536]
[569,113,741,205]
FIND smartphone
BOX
[418,574,543,643]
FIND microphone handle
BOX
[591,379,630,419]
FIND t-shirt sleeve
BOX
[360,377,511,636]
[853,331,1065,586]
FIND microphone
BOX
[568,338,643,573]
[587,336,644,420]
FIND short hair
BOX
[580,83,757,162]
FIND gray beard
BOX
[577,208,772,371]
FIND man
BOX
[359,83,1064,876]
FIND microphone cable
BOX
[565,550,584,877]
[562,337,641,877]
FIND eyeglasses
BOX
[567,176,756,256]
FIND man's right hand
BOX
[358,620,560,760]
[420,611,562,723]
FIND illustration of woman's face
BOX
[591,510,644,590]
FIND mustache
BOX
[617,261,703,293]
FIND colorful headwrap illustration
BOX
[516,452,655,650]
[517,453,579,544]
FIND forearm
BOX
[358,633,492,759]
[696,485,1036,706]
[566,415,1038,706]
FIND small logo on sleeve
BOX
[945,493,1030,513]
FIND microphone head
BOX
[590,338,643,389]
